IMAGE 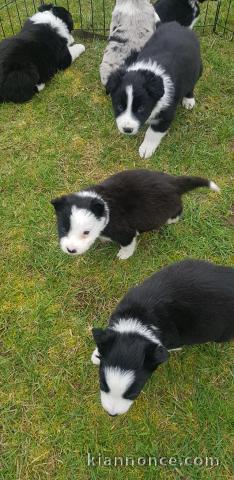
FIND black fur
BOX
[107,22,202,142]
[0,4,74,103]
[93,259,234,409]
[154,0,208,28]
[52,169,218,250]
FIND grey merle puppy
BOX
[100,0,159,86]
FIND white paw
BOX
[182,97,195,110]
[76,44,86,54]
[36,83,45,92]
[139,139,157,159]
[117,248,133,260]
[91,348,100,365]
[99,235,112,243]
[167,215,181,224]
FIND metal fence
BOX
[0,0,233,40]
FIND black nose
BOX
[108,413,117,417]
[67,248,77,254]
[123,127,133,134]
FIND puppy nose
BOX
[108,412,117,417]
[67,247,77,254]
[123,127,133,134]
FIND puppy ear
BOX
[51,196,67,211]
[144,72,164,99]
[92,328,115,353]
[144,343,168,371]
[106,69,125,95]
[38,3,54,12]
[90,198,105,218]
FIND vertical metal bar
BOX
[223,0,232,36]
[32,0,37,13]
[77,0,83,30]
[202,0,210,34]
[102,0,106,35]
[90,0,94,34]
[23,0,29,17]
[213,0,221,34]
[0,17,6,38]
[15,0,22,28]
[6,4,14,34]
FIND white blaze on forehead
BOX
[101,366,134,415]
[116,85,140,134]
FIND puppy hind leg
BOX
[167,209,183,225]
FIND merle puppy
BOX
[51,169,219,260]
[91,259,234,416]
[154,0,208,29]
[106,21,202,158]
[0,4,85,103]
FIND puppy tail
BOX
[0,62,39,103]
[175,176,220,194]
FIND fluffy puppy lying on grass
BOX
[0,4,85,103]
[100,0,159,86]
[92,259,234,416]
[51,169,219,260]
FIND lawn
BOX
[0,25,233,480]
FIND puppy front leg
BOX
[117,235,137,260]
[91,347,101,365]
[68,44,85,62]
[139,115,173,159]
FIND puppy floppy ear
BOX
[51,196,67,211]
[38,3,54,12]
[106,69,125,95]
[144,72,164,99]
[92,328,115,354]
[144,343,168,371]
[90,198,105,218]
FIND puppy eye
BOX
[117,104,124,112]
[137,105,145,113]
[83,230,90,235]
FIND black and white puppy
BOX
[0,4,85,103]
[154,0,208,29]
[51,169,219,260]
[106,21,202,158]
[92,259,234,416]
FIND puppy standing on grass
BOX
[106,21,202,158]
[100,0,159,86]
[91,259,234,416]
[51,169,220,260]
[0,4,85,103]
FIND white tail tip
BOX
[209,181,220,193]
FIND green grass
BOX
[0,32,233,480]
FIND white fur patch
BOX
[182,97,196,110]
[111,318,161,345]
[128,60,174,120]
[116,85,140,135]
[101,367,134,415]
[117,236,137,260]
[209,181,220,193]
[166,215,181,225]
[36,83,45,92]
[68,44,85,62]
[60,206,107,255]
[31,11,71,42]
[91,347,101,365]
[139,127,167,158]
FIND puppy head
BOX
[38,4,74,31]
[93,326,168,416]
[51,192,108,255]
[107,70,164,135]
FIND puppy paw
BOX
[182,97,195,110]
[76,44,86,55]
[117,248,133,260]
[91,348,100,365]
[36,83,45,92]
[139,139,157,159]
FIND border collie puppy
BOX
[92,259,234,416]
[51,169,219,260]
[0,4,85,103]
[106,21,202,158]
[100,0,159,86]
[154,0,207,29]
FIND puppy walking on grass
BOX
[51,169,220,260]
